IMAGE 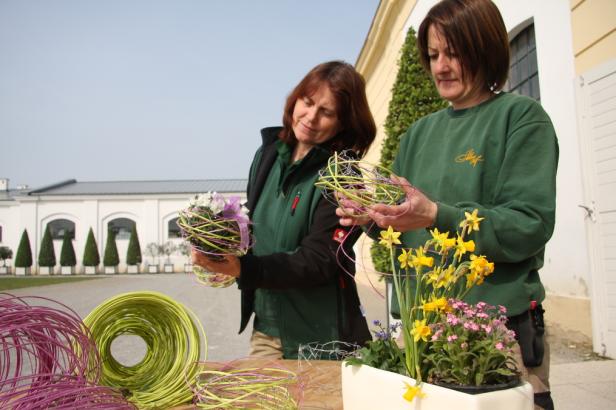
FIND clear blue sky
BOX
[0,0,379,189]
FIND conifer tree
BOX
[14,229,33,268]
[126,225,142,265]
[371,27,448,273]
[38,225,56,267]
[103,228,120,267]
[60,230,77,267]
[82,227,100,267]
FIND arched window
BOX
[507,24,540,101]
[108,218,136,240]
[48,219,75,240]
[168,217,182,238]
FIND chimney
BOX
[0,178,8,191]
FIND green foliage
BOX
[38,225,56,267]
[126,225,143,265]
[14,229,33,268]
[103,228,119,267]
[345,322,406,375]
[370,27,448,274]
[82,227,100,267]
[0,246,13,266]
[60,231,77,267]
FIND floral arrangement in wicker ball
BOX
[177,192,251,287]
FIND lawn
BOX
[0,276,103,291]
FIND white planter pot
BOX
[104,266,117,274]
[164,264,174,273]
[127,265,139,274]
[184,263,193,273]
[60,266,74,275]
[84,266,97,275]
[39,266,53,275]
[15,267,31,276]
[341,363,533,410]
[0,266,9,275]
[147,264,158,273]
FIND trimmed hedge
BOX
[38,225,56,267]
[82,227,100,267]
[103,229,119,267]
[14,229,33,268]
[60,230,77,267]
[370,27,448,274]
[126,225,142,265]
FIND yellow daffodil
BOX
[422,297,448,313]
[470,254,495,277]
[411,247,434,269]
[410,319,431,342]
[403,382,426,402]
[460,209,484,235]
[427,265,455,289]
[454,234,476,261]
[398,249,410,269]
[379,226,401,249]
[430,228,456,252]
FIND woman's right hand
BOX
[336,197,373,226]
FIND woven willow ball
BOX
[315,151,405,215]
[177,208,247,258]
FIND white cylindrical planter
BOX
[341,364,533,410]
[104,266,117,274]
[84,266,97,275]
[39,266,53,275]
[61,266,74,275]
[127,265,139,274]
[147,264,158,273]
[164,264,174,273]
[15,267,31,276]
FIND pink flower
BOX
[495,342,505,350]
[447,334,458,342]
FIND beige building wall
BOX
[570,0,616,74]
[356,0,418,166]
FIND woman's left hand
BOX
[191,249,241,278]
[368,175,438,232]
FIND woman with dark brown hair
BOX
[193,60,375,359]
[337,1,557,408]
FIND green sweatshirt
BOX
[391,92,558,317]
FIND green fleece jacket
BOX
[391,92,558,317]
[237,127,370,359]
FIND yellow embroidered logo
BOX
[455,148,484,167]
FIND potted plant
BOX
[0,246,13,275]
[38,225,56,275]
[82,227,100,274]
[342,211,532,410]
[59,231,76,275]
[14,229,33,276]
[103,228,119,274]
[177,241,192,273]
[162,241,176,273]
[126,225,142,274]
[0,246,12,274]
[145,242,161,273]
